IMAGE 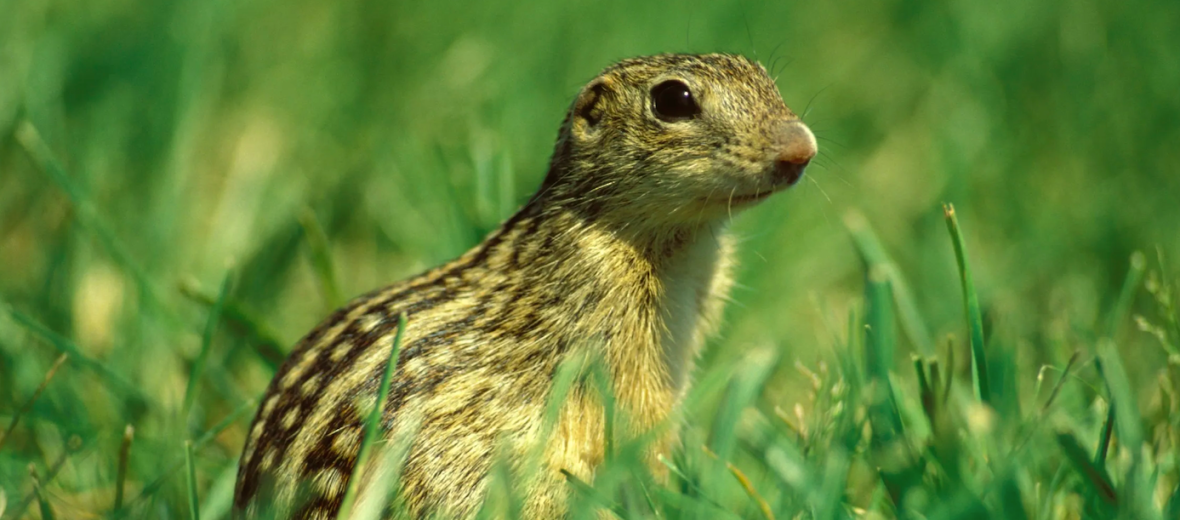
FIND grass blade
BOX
[593,359,618,462]
[351,414,422,520]
[114,424,134,513]
[1096,340,1157,518]
[298,208,343,309]
[1037,467,1067,520]
[998,477,1030,520]
[710,348,776,461]
[813,448,850,520]
[864,267,903,442]
[942,336,955,404]
[120,398,257,514]
[845,210,935,355]
[1096,342,1144,455]
[178,278,286,368]
[14,121,177,326]
[1166,482,1180,519]
[1055,431,1116,505]
[183,270,233,423]
[1012,352,1081,454]
[1104,251,1147,339]
[185,440,200,520]
[1040,351,1079,415]
[943,203,990,405]
[1094,401,1115,465]
[864,266,896,383]
[29,465,57,520]
[0,353,68,451]
[561,469,627,519]
[925,489,989,520]
[701,445,774,520]
[475,438,522,520]
[914,356,936,426]
[337,313,407,519]
[8,436,83,520]
[2,302,148,408]
[656,454,729,514]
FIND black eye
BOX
[651,80,700,122]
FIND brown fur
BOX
[233,53,816,519]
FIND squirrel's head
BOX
[539,53,816,227]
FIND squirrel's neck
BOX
[475,196,733,427]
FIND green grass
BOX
[337,312,405,520]
[2,0,1180,518]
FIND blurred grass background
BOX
[1,0,1178,518]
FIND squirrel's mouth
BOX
[726,190,776,205]
[704,165,806,208]
[724,176,798,206]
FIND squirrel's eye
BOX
[651,80,700,122]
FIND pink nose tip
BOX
[774,122,818,185]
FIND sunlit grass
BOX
[2,0,1179,518]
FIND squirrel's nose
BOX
[774,121,817,186]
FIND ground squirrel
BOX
[233,53,817,519]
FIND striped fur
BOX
[234,53,815,519]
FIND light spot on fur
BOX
[330,340,352,362]
[260,449,277,471]
[280,365,307,390]
[332,427,361,456]
[358,313,382,334]
[314,468,347,498]
[301,348,320,367]
[242,443,256,466]
[250,419,266,442]
[281,346,325,390]
[260,394,278,419]
[352,394,376,418]
[301,373,322,396]
[282,406,302,430]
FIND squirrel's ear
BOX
[572,77,610,132]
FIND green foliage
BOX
[338,313,406,520]
[2,0,1179,518]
